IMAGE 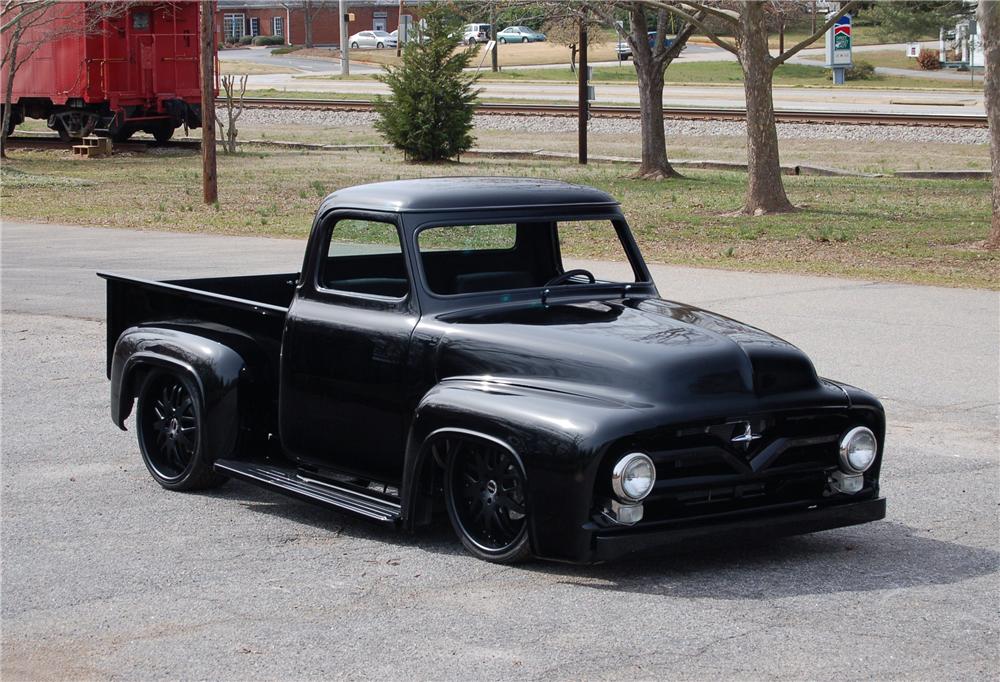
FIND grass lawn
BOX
[1,147,993,289]
[219,60,299,75]
[481,61,980,91]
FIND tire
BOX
[136,369,226,491]
[521,37,528,43]
[444,437,531,564]
[499,37,506,44]
[351,41,359,49]
[376,42,384,49]
[468,38,476,45]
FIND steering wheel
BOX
[544,269,596,287]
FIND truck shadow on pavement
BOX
[537,522,1000,599]
[208,482,998,598]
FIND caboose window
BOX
[132,11,150,30]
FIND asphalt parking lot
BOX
[2,221,997,680]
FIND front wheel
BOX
[150,122,174,143]
[521,37,528,43]
[376,42,384,48]
[445,438,531,563]
[499,37,506,44]
[136,370,225,491]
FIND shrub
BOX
[845,60,876,81]
[253,35,286,46]
[916,49,942,70]
[271,45,303,55]
[373,5,479,162]
[238,35,254,46]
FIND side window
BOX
[320,218,408,299]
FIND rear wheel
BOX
[351,41,359,49]
[499,37,507,44]
[151,122,174,144]
[521,37,528,43]
[376,41,384,48]
[444,437,531,563]
[136,370,225,491]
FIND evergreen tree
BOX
[374,6,480,162]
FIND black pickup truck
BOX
[102,177,886,564]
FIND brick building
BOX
[217,1,406,46]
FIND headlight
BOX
[839,427,878,473]
[612,452,656,502]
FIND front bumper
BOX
[588,497,886,563]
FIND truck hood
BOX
[433,298,829,407]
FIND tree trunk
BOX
[979,0,1000,250]
[304,0,314,49]
[739,2,793,214]
[634,63,677,179]
[1,28,23,160]
[628,4,679,180]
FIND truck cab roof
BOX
[319,177,621,214]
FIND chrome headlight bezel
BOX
[838,426,878,474]
[611,452,656,502]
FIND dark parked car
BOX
[102,178,886,564]
[616,31,674,60]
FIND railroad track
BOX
[235,97,987,128]
[5,135,201,152]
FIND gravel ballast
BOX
[239,108,989,145]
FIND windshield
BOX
[417,219,641,297]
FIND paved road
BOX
[2,221,997,679]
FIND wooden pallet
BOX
[72,135,112,158]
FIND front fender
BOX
[401,378,642,561]
[110,326,246,458]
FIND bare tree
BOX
[543,13,581,72]
[979,0,1000,251]
[216,74,247,154]
[642,0,857,214]
[302,0,337,49]
[596,3,699,180]
[3,1,117,157]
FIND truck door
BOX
[279,212,419,484]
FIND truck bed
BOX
[100,271,296,380]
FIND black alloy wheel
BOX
[444,438,531,563]
[136,370,224,491]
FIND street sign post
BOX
[825,13,853,84]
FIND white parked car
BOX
[347,30,396,49]
[462,23,491,45]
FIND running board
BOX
[213,460,401,523]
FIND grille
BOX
[635,411,848,520]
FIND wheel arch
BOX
[110,326,246,459]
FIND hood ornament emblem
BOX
[731,422,762,448]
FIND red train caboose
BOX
[1,1,214,142]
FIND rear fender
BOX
[111,326,246,458]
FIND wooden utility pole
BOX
[200,0,217,204]
[396,0,403,57]
[490,2,498,72]
[578,18,587,165]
